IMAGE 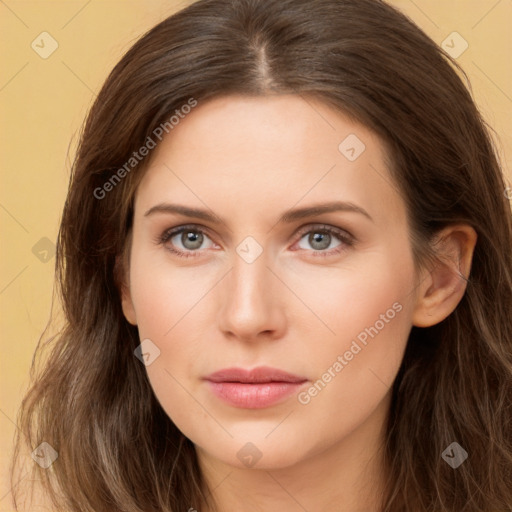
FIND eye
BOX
[156,224,217,258]
[156,223,354,259]
[292,224,354,257]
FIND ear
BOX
[412,224,477,327]
[115,244,138,326]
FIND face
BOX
[122,94,420,470]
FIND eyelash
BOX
[155,223,355,259]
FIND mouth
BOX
[203,366,308,409]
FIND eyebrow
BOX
[144,200,373,225]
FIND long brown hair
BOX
[11,0,512,510]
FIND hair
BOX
[10,0,512,510]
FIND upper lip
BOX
[204,366,307,384]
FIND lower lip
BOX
[206,381,306,409]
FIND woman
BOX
[11,0,512,510]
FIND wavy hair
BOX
[11,0,512,510]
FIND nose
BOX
[217,247,287,343]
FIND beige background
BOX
[1,1,511,510]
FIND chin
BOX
[196,433,314,471]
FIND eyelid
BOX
[294,223,354,242]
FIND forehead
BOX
[134,94,407,228]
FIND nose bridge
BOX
[229,244,272,311]
[217,239,282,339]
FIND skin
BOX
[121,94,477,511]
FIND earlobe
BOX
[115,250,138,326]
[121,286,138,326]
[412,224,477,328]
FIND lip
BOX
[203,366,308,409]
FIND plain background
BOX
[1,1,511,510]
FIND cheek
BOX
[127,264,202,432]
[289,238,415,350]
[295,243,416,427]
[127,244,217,415]
[129,242,207,339]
